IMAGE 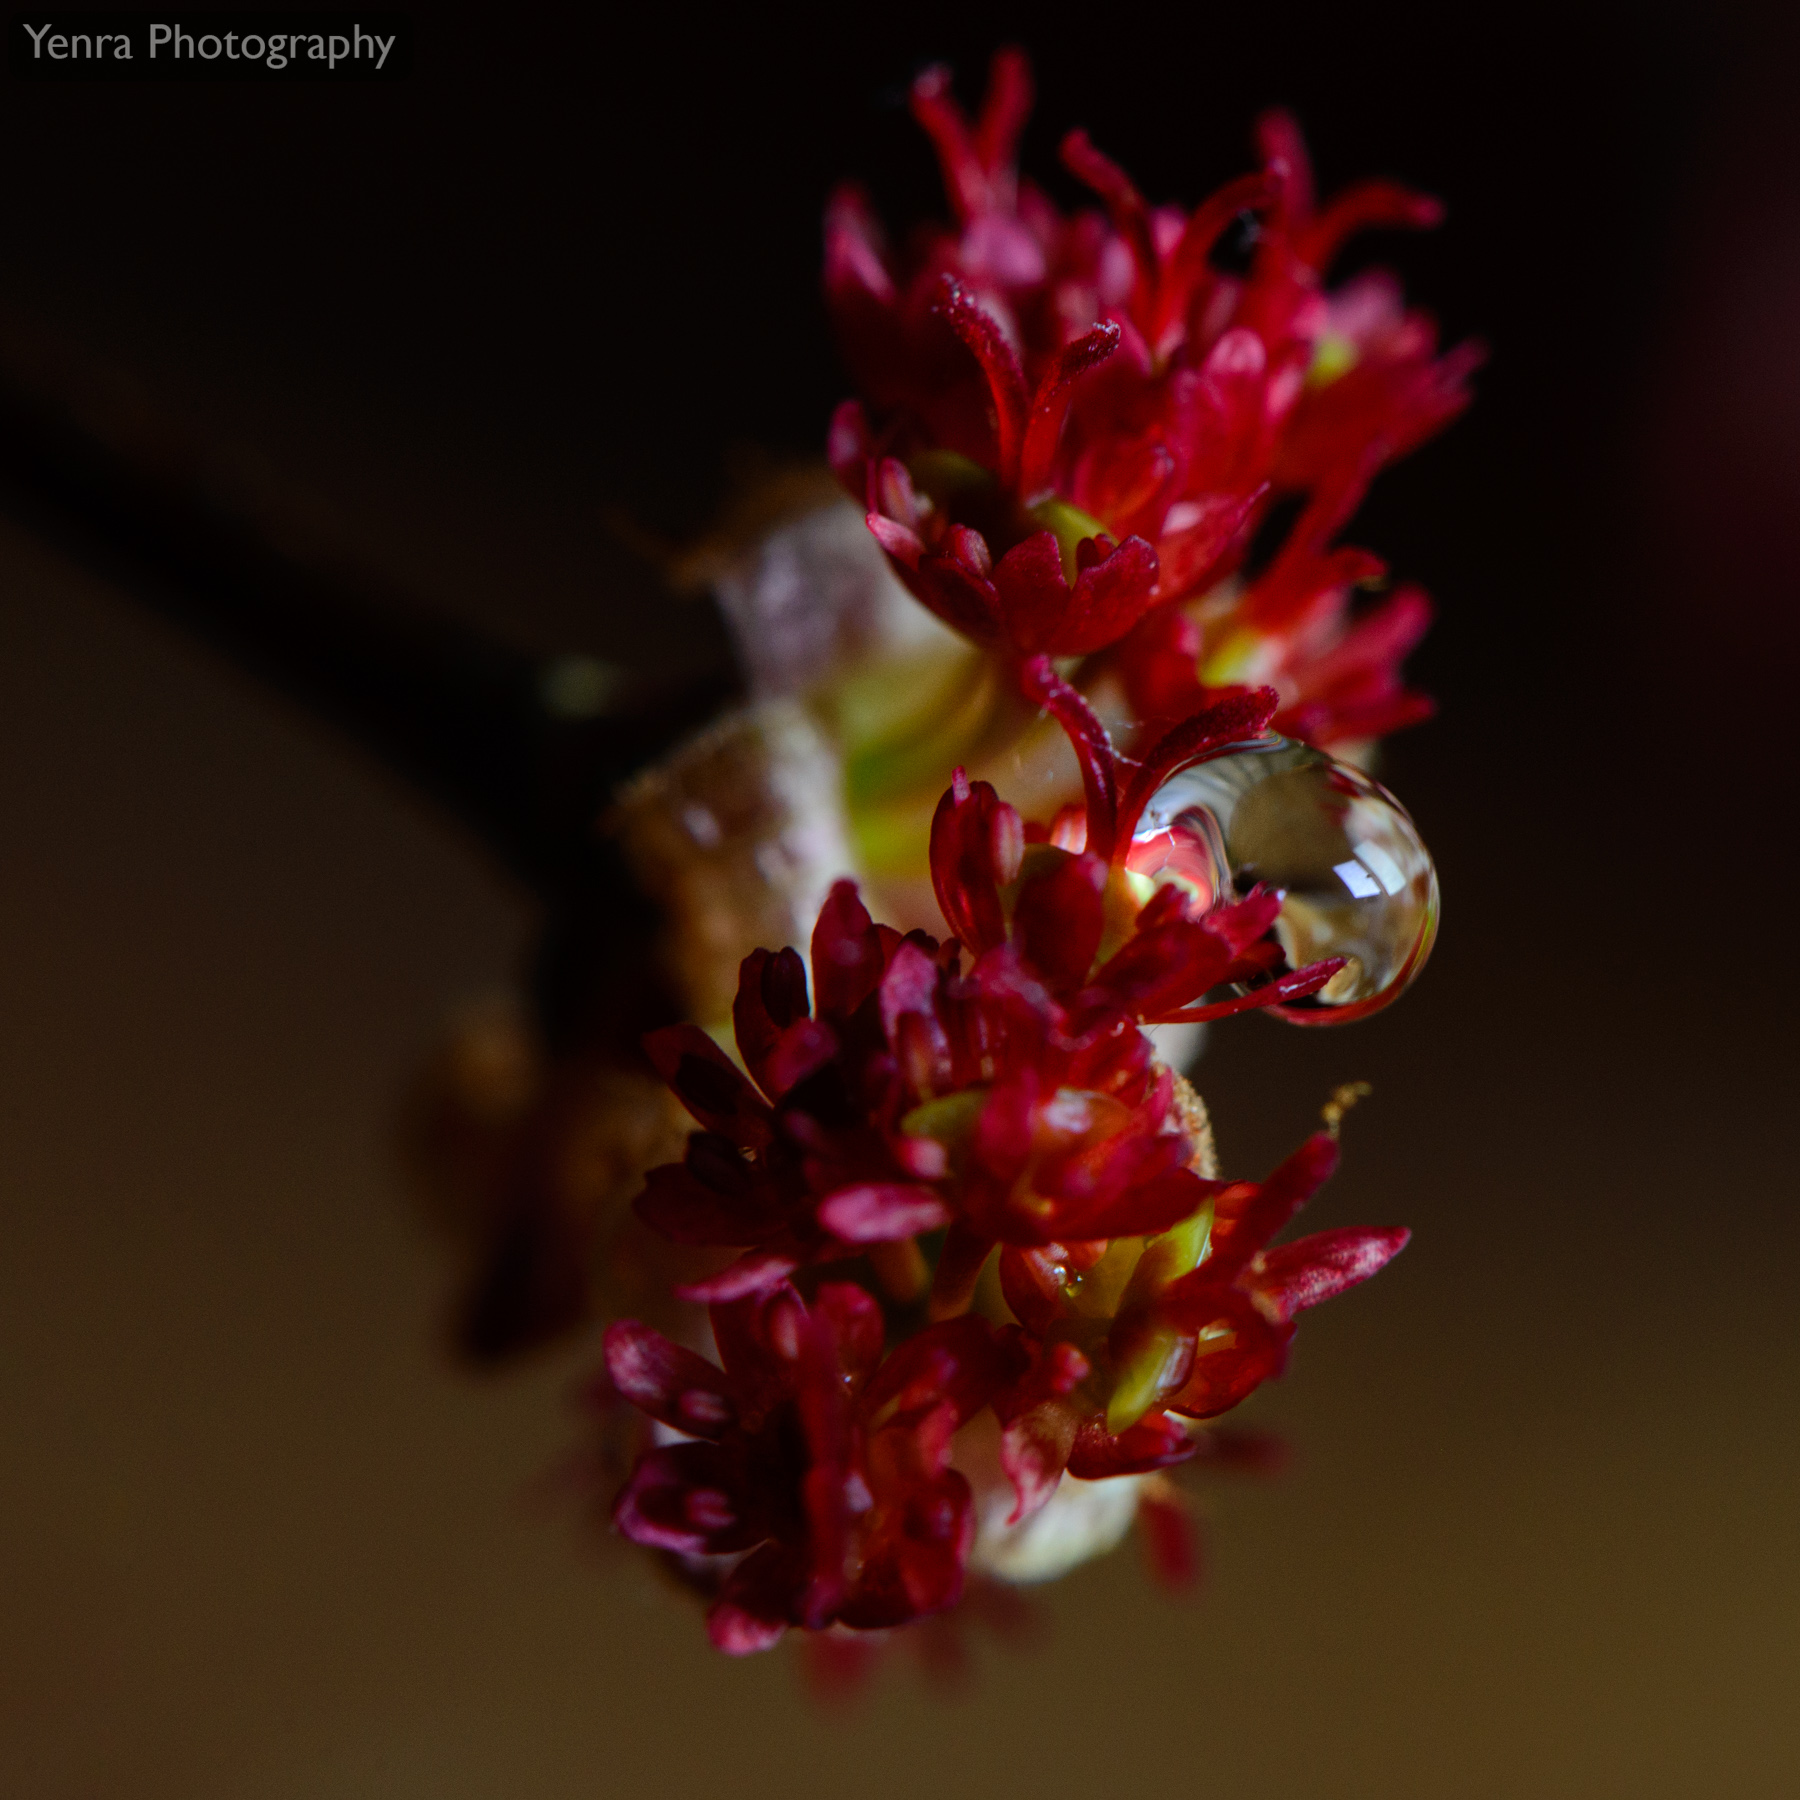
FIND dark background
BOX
[2,5,1797,1795]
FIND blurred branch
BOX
[0,309,737,904]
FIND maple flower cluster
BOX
[595,53,1460,1655]
[603,688,1407,1651]
[826,49,1478,747]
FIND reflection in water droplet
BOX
[1128,736,1439,1025]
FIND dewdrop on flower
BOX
[1127,736,1438,1022]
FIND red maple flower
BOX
[992,1128,1408,1516]
[605,684,1411,1606]
[606,727,1410,1646]
[594,66,1449,1643]
[629,688,1340,1308]
[825,50,1478,745]
[605,1281,1017,1651]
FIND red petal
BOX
[707,1542,799,1653]
[972,1072,1037,1183]
[876,452,924,526]
[1067,1410,1197,1479]
[997,1247,1067,1337]
[947,523,994,577]
[1116,605,1205,723]
[817,1182,952,1245]
[879,937,941,1033]
[1057,535,1162,656]
[1225,1134,1341,1255]
[642,1023,774,1149]
[1012,850,1107,989]
[1155,485,1264,598]
[1019,321,1121,495]
[732,946,811,1100]
[812,1280,888,1388]
[879,939,953,1093]
[866,510,924,573]
[991,530,1075,654]
[1016,655,1120,859]
[1202,886,1283,955]
[972,47,1033,198]
[1163,1294,1294,1419]
[1153,957,1345,1024]
[1182,328,1275,497]
[822,186,894,302]
[836,1470,974,1629]
[1256,108,1316,225]
[909,547,1004,643]
[1064,1165,1223,1243]
[1256,1225,1410,1320]
[613,1442,760,1556]
[1299,585,1433,695]
[1060,128,1158,323]
[675,1245,803,1304]
[1298,179,1444,272]
[910,53,1030,224]
[1169,1133,1340,1299]
[632,1152,788,1248]
[810,880,887,1023]
[765,1016,842,1097]
[933,276,1029,485]
[1282,690,1437,750]
[999,1395,1080,1523]
[603,1320,737,1440]
[823,189,904,407]
[1155,171,1273,348]
[707,1604,787,1655]
[863,1315,1020,1437]
[1087,915,1232,1020]
[929,775,1020,954]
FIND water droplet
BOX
[1128,736,1438,1024]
